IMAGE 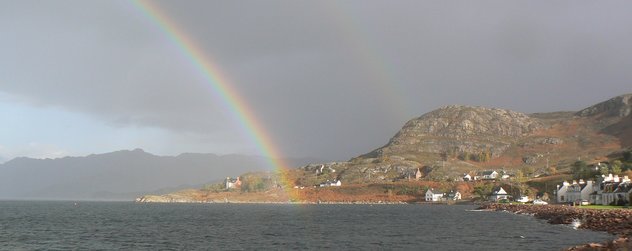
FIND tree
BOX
[514,170,527,183]
[571,160,595,180]
[241,175,264,192]
[624,163,632,172]
[600,164,610,176]
[473,183,493,199]
[612,160,623,175]
[624,151,632,162]
[461,152,471,161]
[522,166,535,177]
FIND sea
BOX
[0,201,613,250]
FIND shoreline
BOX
[477,203,632,250]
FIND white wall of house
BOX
[425,190,444,202]
[556,181,569,203]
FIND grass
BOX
[577,205,630,210]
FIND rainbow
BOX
[131,0,299,199]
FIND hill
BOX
[138,94,632,203]
[0,149,321,200]
[291,94,632,185]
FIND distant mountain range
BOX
[0,149,322,200]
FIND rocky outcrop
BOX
[577,94,632,118]
[366,105,543,159]
[396,105,543,138]
[135,193,202,203]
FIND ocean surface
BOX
[0,201,613,250]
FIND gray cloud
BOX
[2,1,632,160]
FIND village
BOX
[219,159,632,206]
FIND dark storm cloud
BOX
[1,0,631,160]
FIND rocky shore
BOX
[135,195,409,205]
[478,204,632,250]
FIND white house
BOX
[489,187,509,201]
[319,179,341,187]
[480,171,498,180]
[445,190,461,201]
[565,180,594,203]
[225,177,241,189]
[425,188,445,202]
[463,174,472,181]
[415,168,422,180]
[557,174,632,205]
[600,175,631,205]
[556,181,570,203]
[331,180,342,187]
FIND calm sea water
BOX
[0,201,612,250]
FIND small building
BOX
[225,177,241,189]
[319,179,342,187]
[331,179,342,187]
[565,180,594,203]
[489,187,509,201]
[445,190,461,201]
[415,168,422,180]
[481,171,499,180]
[556,181,570,203]
[425,188,445,202]
[463,174,472,181]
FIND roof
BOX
[481,171,497,175]
[569,183,588,191]
[614,183,632,193]
[492,187,507,195]
[427,188,444,195]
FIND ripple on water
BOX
[0,202,613,250]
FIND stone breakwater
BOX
[478,204,632,236]
[478,204,632,250]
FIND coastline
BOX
[478,203,632,250]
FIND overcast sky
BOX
[1,1,631,163]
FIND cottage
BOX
[445,190,461,201]
[319,179,342,187]
[425,188,445,202]
[415,168,422,180]
[331,179,342,187]
[480,171,498,180]
[225,177,241,189]
[489,187,509,201]
[556,181,570,203]
[462,174,472,181]
[565,180,594,203]
[600,175,631,205]
[557,174,632,205]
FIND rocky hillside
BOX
[366,105,543,159]
[292,94,632,185]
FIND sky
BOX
[1,1,632,163]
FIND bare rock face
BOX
[577,94,632,118]
[396,105,542,139]
[369,106,543,158]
